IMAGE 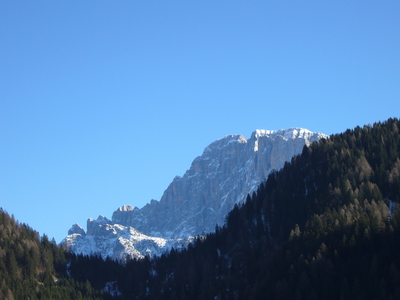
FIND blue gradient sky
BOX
[1,1,399,242]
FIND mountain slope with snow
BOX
[63,127,327,258]
[112,128,327,238]
[61,216,192,261]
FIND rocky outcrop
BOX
[112,128,327,238]
[63,127,327,259]
[68,223,86,236]
[61,215,192,261]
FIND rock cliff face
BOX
[112,128,327,239]
[63,127,327,259]
[61,216,192,261]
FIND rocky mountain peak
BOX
[62,216,193,261]
[203,134,247,154]
[68,223,86,236]
[63,127,327,259]
[250,127,322,141]
[117,204,134,212]
[111,127,327,239]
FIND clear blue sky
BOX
[1,1,399,243]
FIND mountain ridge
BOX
[63,127,327,259]
[110,127,327,238]
[4,119,400,300]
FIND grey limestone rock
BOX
[112,128,327,239]
[68,223,86,236]
[62,216,191,261]
[64,127,327,260]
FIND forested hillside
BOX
[2,118,400,299]
[103,118,400,299]
[0,209,116,300]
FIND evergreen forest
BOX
[1,118,400,299]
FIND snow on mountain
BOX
[61,216,193,261]
[111,128,327,239]
[63,127,327,259]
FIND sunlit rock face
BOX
[68,223,86,236]
[112,128,328,239]
[63,128,327,259]
[62,216,192,261]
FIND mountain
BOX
[4,118,400,299]
[63,128,327,258]
[63,118,400,300]
[112,128,327,238]
[63,216,194,261]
